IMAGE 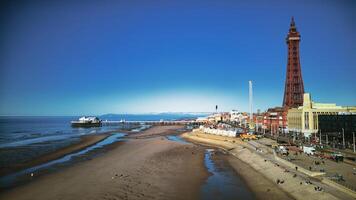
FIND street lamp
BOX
[342,128,345,149]
[326,133,328,146]
[353,132,355,153]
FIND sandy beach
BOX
[1,125,320,200]
[0,126,208,200]
[128,125,184,138]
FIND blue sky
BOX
[0,0,355,116]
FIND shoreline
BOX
[203,148,256,200]
[0,129,125,177]
[182,131,345,200]
[226,153,295,200]
[183,134,292,200]
[0,125,208,200]
[127,124,184,139]
[0,125,179,180]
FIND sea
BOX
[0,113,207,174]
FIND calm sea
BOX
[0,114,206,172]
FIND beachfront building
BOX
[230,110,247,124]
[230,110,240,122]
[199,125,238,137]
[204,113,223,123]
[262,107,287,137]
[211,113,222,123]
[196,117,209,124]
[201,112,233,124]
[287,93,356,138]
[253,113,264,133]
[221,112,231,122]
[318,113,356,149]
[240,113,250,127]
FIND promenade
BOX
[182,131,356,200]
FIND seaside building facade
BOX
[230,110,240,122]
[262,107,287,136]
[318,114,356,148]
[287,93,356,137]
[253,113,264,132]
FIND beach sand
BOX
[128,125,184,138]
[227,155,294,200]
[0,126,208,200]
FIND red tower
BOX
[283,17,305,108]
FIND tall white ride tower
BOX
[249,80,253,121]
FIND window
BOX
[304,112,309,129]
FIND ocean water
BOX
[0,116,123,170]
[166,135,190,144]
[201,149,255,200]
[164,137,255,200]
[0,114,206,172]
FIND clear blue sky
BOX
[0,0,355,116]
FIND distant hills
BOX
[100,112,210,121]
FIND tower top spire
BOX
[291,16,295,27]
[289,16,297,33]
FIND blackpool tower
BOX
[283,17,305,108]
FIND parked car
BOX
[302,146,316,155]
[330,152,344,162]
[276,145,288,155]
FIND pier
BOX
[101,120,205,126]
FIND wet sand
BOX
[128,125,184,138]
[202,149,256,200]
[227,155,294,200]
[0,126,208,200]
[0,133,111,177]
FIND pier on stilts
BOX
[101,120,205,126]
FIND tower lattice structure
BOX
[283,17,305,108]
